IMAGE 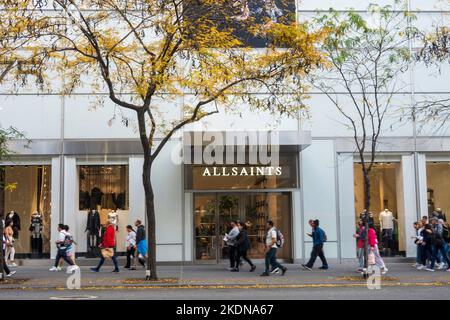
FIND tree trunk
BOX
[136,110,158,280]
[362,165,371,278]
[0,168,5,281]
[142,157,158,281]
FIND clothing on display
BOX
[108,211,119,230]
[6,211,21,239]
[30,212,43,238]
[379,209,394,230]
[102,193,117,210]
[90,187,103,209]
[86,210,101,248]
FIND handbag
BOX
[368,251,376,265]
[101,248,114,259]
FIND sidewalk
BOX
[1,260,450,290]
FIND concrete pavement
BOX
[1,259,449,291]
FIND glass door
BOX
[194,194,217,263]
[217,194,240,261]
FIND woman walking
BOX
[91,220,119,273]
[233,221,256,272]
[368,222,388,274]
[353,219,366,273]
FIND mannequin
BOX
[86,209,101,249]
[7,211,21,239]
[30,211,43,254]
[108,210,119,231]
[379,208,395,256]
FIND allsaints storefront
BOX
[184,131,309,263]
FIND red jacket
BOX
[368,228,378,247]
[102,225,116,248]
[356,226,365,249]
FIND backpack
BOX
[323,230,328,243]
[443,224,449,243]
[275,229,285,248]
[62,234,74,248]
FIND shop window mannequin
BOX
[29,211,43,254]
[108,211,119,231]
[86,209,101,253]
[7,211,21,239]
[379,208,395,256]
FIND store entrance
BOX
[193,192,292,263]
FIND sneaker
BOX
[416,265,426,270]
[425,268,435,272]
[446,268,450,272]
[6,271,16,277]
[230,268,239,272]
[437,263,445,270]
[9,262,17,267]
[281,267,287,276]
[260,272,270,277]
[49,266,59,272]
[319,266,329,270]
[301,264,312,271]
[111,269,119,273]
[66,265,79,274]
[250,265,256,272]
[90,267,99,272]
[381,267,388,275]
[270,267,280,274]
[130,267,137,271]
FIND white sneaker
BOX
[425,268,435,272]
[270,267,280,274]
[437,262,445,270]
[381,267,388,275]
[9,262,17,267]
[6,271,16,277]
[416,265,425,270]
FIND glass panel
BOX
[244,193,291,260]
[354,163,405,256]
[185,154,298,190]
[3,165,51,257]
[218,194,240,260]
[194,195,217,261]
[426,162,450,219]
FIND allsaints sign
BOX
[202,166,282,177]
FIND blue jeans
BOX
[96,255,119,271]
[265,248,284,273]
[430,244,450,269]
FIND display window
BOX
[193,192,292,262]
[2,165,51,258]
[78,165,129,255]
[354,163,405,256]
[426,162,450,222]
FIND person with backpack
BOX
[233,221,256,272]
[49,224,78,273]
[260,220,287,277]
[132,219,147,270]
[428,217,450,272]
[302,219,329,271]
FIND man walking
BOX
[260,220,287,277]
[302,219,329,271]
[132,219,147,270]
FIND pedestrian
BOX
[302,219,329,271]
[132,219,146,270]
[49,224,78,273]
[2,234,16,277]
[63,225,77,267]
[421,215,429,226]
[124,225,136,269]
[367,221,388,274]
[417,223,433,270]
[90,220,119,273]
[427,217,450,272]
[353,218,366,273]
[260,220,287,276]
[233,221,256,272]
[225,220,240,271]
[412,221,423,268]
[4,219,16,267]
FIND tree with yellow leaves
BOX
[5,0,327,280]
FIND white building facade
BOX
[1,0,449,262]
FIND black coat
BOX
[86,211,101,233]
[236,229,251,252]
